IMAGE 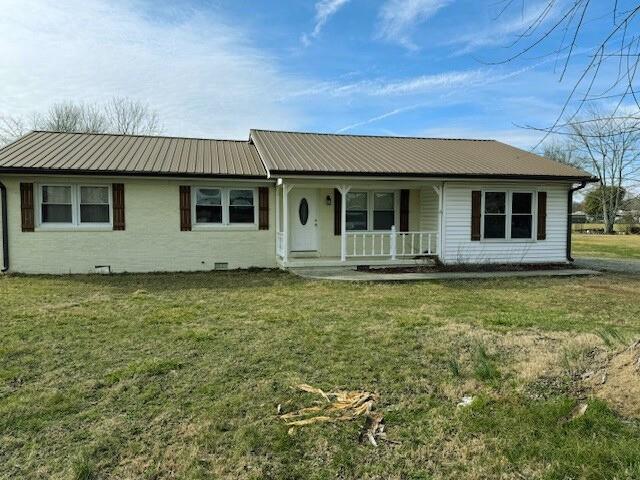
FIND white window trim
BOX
[346,190,399,232]
[192,186,258,229]
[480,189,537,242]
[36,184,113,230]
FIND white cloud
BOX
[447,1,556,54]
[0,0,306,139]
[377,0,451,49]
[301,0,350,46]
[285,69,488,99]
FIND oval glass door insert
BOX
[299,198,309,225]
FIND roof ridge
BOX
[32,130,250,143]
[250,128,496,142]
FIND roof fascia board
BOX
[248,130,272,179]
[0,169,275,183]
[274,172,598,183]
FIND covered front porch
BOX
[274,178,442,268]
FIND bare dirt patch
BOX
[585,340,640,418]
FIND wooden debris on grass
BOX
[279,384,395,446]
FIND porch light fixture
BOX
[326,194,332,206]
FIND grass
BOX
[1,270,640,479]
[573,233,640,259]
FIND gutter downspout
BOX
[0,181,8,272]
[567,181,587,262]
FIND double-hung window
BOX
[510,192,533,239]
[346,191,397,231]
[80,186,110,223]
[41,185,73,223]
[482,191,534,240]
[39,184,111,227]
[193,187,256,226]
[346,192,368,231]
[195,188,223,224]
[229,189,255,223]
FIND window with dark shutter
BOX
[400,189,409,232]
[537,192,547,240]
[20,183,34,232]
[112,183,125,230]
[334,188,341,235]
[471,190,481,241]
[179,185,192,231]
[258,187,269,230]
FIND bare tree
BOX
[492,1,640,141]
[0,97,162,146]
[105,97,161,135]
[566,107,640,233]
[541,138,582,168]
[0,115,28,146]
[33,101,108,134]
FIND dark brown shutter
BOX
[20,183,34,232]
[537,191,547,240]
[112,183,125,231]
[179,185,191,231]
[471,190,481,241]
[399,189,410,232]
[258,186,269,230]
[334,188,341,235]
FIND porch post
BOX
[390,225,397,260]
[338,185,351,262]
[275,183,280,257]
[282,183,289,264]
[432,183,444,258]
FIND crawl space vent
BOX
[214,262,229,270]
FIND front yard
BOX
[573,233,640,259]
[2,271,640,479]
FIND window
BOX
[346,190,397,231]
[196,188,222,223]
[193,187,256,226]
[80,186,110,223]
[511,193,533,239]
[373,192,395,230]
[346,192,368,231]
[229,189,255,223]
[482,191,535,240]
[39,184,112,227]
[41,186,72,223]
[483,192,506,239]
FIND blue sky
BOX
[0,0,622,148]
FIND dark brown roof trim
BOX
[31,130,250,143]
[250,128,496,142]
[270,169,598,182]
[0,167,269,180]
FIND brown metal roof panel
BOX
[10,132,71,168]
[250,129,592,179]
[33,135,84,169]
[0,132,48,166]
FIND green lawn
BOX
[573,233,640,259]
[2,271,640,479]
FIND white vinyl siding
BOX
[440,182,570,264]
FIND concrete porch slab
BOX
[289,268,600,282]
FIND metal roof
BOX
[0,129,595,181]
[0,131,266,177]
[250,129,594,180]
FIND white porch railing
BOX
[346,226,437,258]
[276,231,285,258]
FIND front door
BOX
[290,189,318,252]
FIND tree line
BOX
[0,97,161,146]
